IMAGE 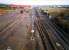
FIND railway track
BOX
[34,9,69,50]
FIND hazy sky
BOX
[0,0,69,5]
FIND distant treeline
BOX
[0,4,11,10]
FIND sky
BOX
[0,0,69,5]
